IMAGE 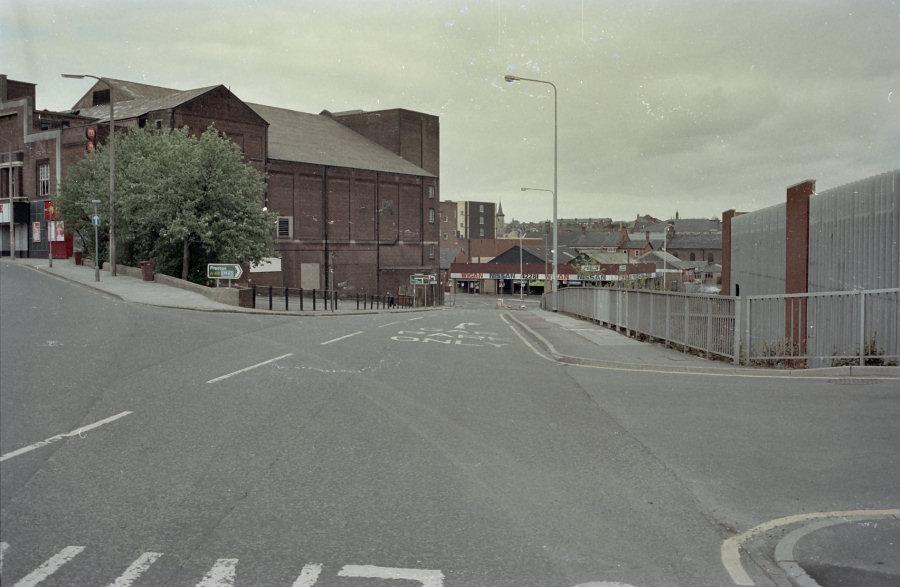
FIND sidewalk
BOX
[506,307,900,377]
[13,258,437,316]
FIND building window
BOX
[479,228,484,237]
[479,216,484,225]
[92,89,110,106]
[155,120,163,130]
[479,204,484,212]
[442,214,447,222]
[277,216,293,239]
[428,208,435,224]
[427,186,435,199]
[690,252,696,261]
[428,244,435,259]
[707,253,714,263]
[38,161,51,197]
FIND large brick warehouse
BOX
[0,74,440,295]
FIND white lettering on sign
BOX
[390,327,509,347]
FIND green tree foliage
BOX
[58,126,276,282]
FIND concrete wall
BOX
[729,202,786,297]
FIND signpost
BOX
[207,263,243,287]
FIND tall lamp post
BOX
[90,199,101,282]
[62,74,117,276]
[520,187,555,294]
[518,228,525,301]
[504,74,558,302]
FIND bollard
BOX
[252,285,257,309]
[268,285,273,310]
[312,289,317,311]
[300,288,304,311]
[356,293,360,310]
[285,287,289,311]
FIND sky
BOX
[4,0,899,223]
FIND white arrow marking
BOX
[338,564,444,587]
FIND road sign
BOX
[91,214,101,226]
[207,263,243,279]
[410,273,429,285]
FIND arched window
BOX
[707,253,714,263]
[689,252,696,261]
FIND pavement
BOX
[2,261,899,586]
[13,258,438,316]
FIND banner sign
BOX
[43,200,59,221]
[0,203,9,223]
[32,222,41,242]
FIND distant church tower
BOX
[495,200,505,235]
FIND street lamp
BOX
[520,186,555,295]
[62,74,118,276]
[662,221,674,291]
[1,137,13,260]
[504,74,558,303]
[518,228,526,301]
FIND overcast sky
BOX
[4,0,899,222]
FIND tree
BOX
[58,125,276,283]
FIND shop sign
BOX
[0,203,9,223]
[48,221,66,242]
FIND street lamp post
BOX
[504,74,558,302]
[91,199,101,282]
[1,138,13,260]
[62,74,117,276]
[520,187,555,295]
[518,229,525,301]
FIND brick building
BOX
[0,74,439,294]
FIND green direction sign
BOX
[207,263,243,279]
[410,274,430,285]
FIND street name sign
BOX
[207,263,243,279]
[410,274,429,285]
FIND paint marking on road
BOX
[0,541,7,574]
[721,508,900,585]
[206,353,293,384]
[377,320,404,328]
[320,331,364,345]
[407,316,424,321]
[453,321,478,329]
[500,314,553,361]
[13,545,84,587]
[0,412,133,463]
[338,565,444,587]
[196,558,238,586]
[292,563,324,587]
[107,552,163,587]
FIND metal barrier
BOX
[543,287,900,367]
[249,286,415,312]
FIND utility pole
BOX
[91,199,101,282]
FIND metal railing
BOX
[544,288,738,361]
[248,286,413,312]
[543,287,900,367]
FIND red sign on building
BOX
[43,200,59,221]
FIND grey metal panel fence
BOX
[730,202,786,296]
[808,170,899,292]
[544,288,738,361]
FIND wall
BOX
[729,202,786,296]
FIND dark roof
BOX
[439,246,462,269]
[667,233,722,249]
[638,250,692,270]
[673,218,720,233]
[557,229,622,248]
[248,102,433,176]
[622,238,650,249]
[73,85,220,122]
[519,245,580,263]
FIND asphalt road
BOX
[1,261,898,586]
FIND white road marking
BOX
[338,564,444,587]
[320,331,364,345]
[0,412,133,463]
[721,508,900,585]
[0,541,7,574]
[196,558,238,586]
[453,321,479,329]
[292,563,324,587]
[13,545,84,587]
[500,314,553,361]
[107,552,163,587]
[206,353,293,384]
[407,316,424,321]
[377,320,404,328]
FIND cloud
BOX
[3,0,898,222]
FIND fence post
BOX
[858,290,865,367]
[683,297,689,353]
[649,293,655,341]
[285,287,289,311]
[333,291,337,312]
[268,285,273,311]
[251,285,256,309]
[705,298,713,358]
[312,289,317,311]
[733,297,742,366]
[300,288,304,311]
[745,298,751,365]
[664,293,670,347]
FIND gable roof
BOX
[638,250,693,270]
[73,85,221,122]
[248,102,433,176]
[667,233,722,249]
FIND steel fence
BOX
[543,288,738,361]
[543,287,900,368]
